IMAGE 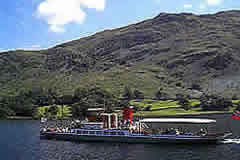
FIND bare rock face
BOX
[1,10,240,97]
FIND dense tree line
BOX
[71,86,119,118]
[199,94,233,111]
[0,87,53,118]
[0,86,120,119]
[176,94,191,111]
[122,86,144,100]
[0,85,237,119]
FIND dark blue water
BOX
[40,140,240,160]
[0,115,239,160]
[0,120,39,160]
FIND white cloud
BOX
[184,4,193,9]
[37,0,106,33]
[206,0,222,6]
[12,45,43,51]
[50,25,65,33]
[30,45,41,49]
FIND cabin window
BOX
[96,131,102,135]
[119,132,125,136]
[89,131,95,135]
[82,131,88,134]
[77,131,82,134]
[104,131,110,135]
[111,132,117,135]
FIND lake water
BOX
[0,120,39,160]
[0,114,240,160]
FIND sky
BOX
[0,0,239,51]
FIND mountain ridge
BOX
[1,10,240,98]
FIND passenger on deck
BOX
[199,128,207,136]
[169,128,176,135]
[164,128,170,134]
[175,129,180,135]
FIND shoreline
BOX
[4,111,233,120]
[6,116,34,120]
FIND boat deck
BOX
[41,129,223,144]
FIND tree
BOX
[8,90,36,116]
[232,94,238,100]
[133,89,144,99]
[48,105,58,119]
[200,94,232,111]
[143,105,152,111]
[176,94,191,111]
[55,94,74,119]
[71,101,89,119]
[191,83,202,91]
[0,98,15,118]
[0,107,12,119]
[46,88,58,105]
[44,107,51,119]
[72,86,118,117]
[73,87,89,102]
[155,88,169,100]
[236,104,240,111]
[122,86,134,100]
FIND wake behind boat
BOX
[221,139,240,144]
[40,106,232,144]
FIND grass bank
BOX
[130,99,201,111]
[132,99,236,117]
[7,116,33,120]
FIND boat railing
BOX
[70,129,197,137]
[72,129,128,136]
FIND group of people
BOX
[41,127,70,133]
[40,119,76,133]
[161,128,181,135]
[145,128,208,136]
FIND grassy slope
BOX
[0,60,170,97]
[130,99,200,110]
[1,11,240,99]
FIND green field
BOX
[132,99,235,117]
[36,105,72,119]
[130,99,201,111]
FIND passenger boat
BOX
[41,120,231,144]
[40,107,232,144]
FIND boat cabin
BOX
[139,118,217,135]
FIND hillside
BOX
[1,10,240,98]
